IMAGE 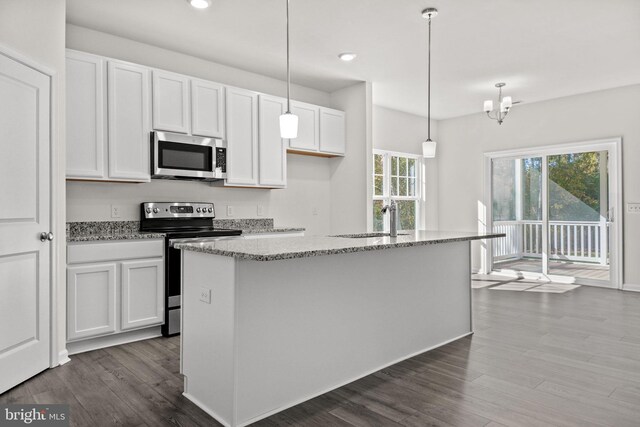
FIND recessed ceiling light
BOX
[338,52,357,62]
[188,0,211,9]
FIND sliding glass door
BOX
[487,141,620,288]
[547,151,610,282]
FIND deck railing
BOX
[493,220,608,265]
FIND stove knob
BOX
[145,207,152,214]
[153,208,159,214]
[196,207,202,213]
[208,207,213,213]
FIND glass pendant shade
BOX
[422,140,437,158]
[279,112,299,139]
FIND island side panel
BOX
[234,240,472,425]
[182,250,236,426]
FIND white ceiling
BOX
[66,0,640,119]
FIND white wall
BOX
[65,25,340,236]
[438,84,640,287]
[372,106,439,230]
[329,82,372,234]
[0,0,67,364]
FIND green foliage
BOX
[548,153,602,221]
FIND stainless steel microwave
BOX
[151,131,226,180]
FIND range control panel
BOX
[142,202,215,219]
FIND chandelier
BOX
[483,82,513,125]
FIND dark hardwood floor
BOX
[3,275,640,426]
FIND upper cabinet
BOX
[66,51,107,179]
[66,50,150,182]
[289,101,319,152]
[258,95,287,188]
[319,107,346,155]
[225,87,259,186]
[191,79,225,138]
[287,102,346,157]
[152,71,190,134]
[107,61,151,182]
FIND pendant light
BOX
[279,0,299,139]
[421,8,437,158]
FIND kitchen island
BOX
[175,231,504,427]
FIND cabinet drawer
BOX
[68,239,164,264]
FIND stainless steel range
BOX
[140,202,242,336]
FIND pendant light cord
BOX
[286,0,291,114]
[427,15,432,141]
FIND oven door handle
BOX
[169,235,243,248]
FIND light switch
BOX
[199,288,211,304]
[257,205,265,216]
[227,205,234,216]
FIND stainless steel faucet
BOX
[381,200,398,237]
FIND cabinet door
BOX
[258,95,287,187]
[107,61,151,182]
[121,259,164,331]
[319,108,346,155]
[191,79,225,138]
[289,101,319,152]
[225,87,258,186]
[152,71,190,134]
[67,263,117,341]
[65,51,107,179]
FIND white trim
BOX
[66,326,162,355]
[58,349,71,366]
[482,137,623,289]
[184,332,473,427]
[0,43,64,368]
[623,283,640,292]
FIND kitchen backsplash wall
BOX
[66,154,332,236]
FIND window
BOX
[372,150,421,232]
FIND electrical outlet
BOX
[111,205,121,218]
[227,205,234,216]
[312,207,319,216]
[628,203,640,213]
[199,288,211,304]
[257,205,265,216]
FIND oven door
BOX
[152,131,223,179]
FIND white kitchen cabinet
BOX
[191,79,225,138]
[152,71,190,134]
[107,60,151,182]
[65,50,107,179]
[66,239,164,347]
[288,101,319,152]
[258,95,287,188]
[319,108,346,155]
[67,263,117,341]
[225,87,259,186]
[121,259,164,331]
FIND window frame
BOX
[373,149,422,232]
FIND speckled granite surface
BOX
[67,221,165,242]
[67,219,304,242]
[174,230,506,261]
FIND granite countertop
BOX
[66,218,304,242]
[67,221,165,242]
[241,227,305,234]
[174,230,506,261]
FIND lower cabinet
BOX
[67,239,164,344]
[120,259,164,331]
[67,263,117,341]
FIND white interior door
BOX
[0,53,52,393]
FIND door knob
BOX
[40,232,54,242]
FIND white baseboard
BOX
[623,283,640,292]
[58,349,71,366]
[66,326,162,355]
